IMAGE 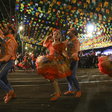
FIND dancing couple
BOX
[35,28,81,101]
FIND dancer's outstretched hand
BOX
[47,34,52,39]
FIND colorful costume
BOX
[98,56,112,77]
[18,56,31,68]
[15,59,19,67]
[0,34,17,100]
[35,40,72,81]
[31,53,35,72]
[65,37,81,93]
[0,24,18,103]
[63,27,81,97]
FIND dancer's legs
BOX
[0,60,14,93]
[50,79,60,101]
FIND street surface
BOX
[0,68,112,112]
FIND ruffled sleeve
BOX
[44,40,52,49]
[62,40,68,48]
[60,43,66,51]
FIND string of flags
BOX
[0,0,112,51]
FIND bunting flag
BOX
[0,0,112,50]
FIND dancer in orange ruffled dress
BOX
[98,54,112,77]
[35,30,72,101]
[18,52,31,72]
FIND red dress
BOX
[35,40,72,81]
[98,56,112,77]
[18,56,31,68]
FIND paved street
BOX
[0,68,112,112]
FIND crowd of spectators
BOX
[78,51,112,69]
[10,50,112,72]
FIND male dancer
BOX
[0,24,17,103]
[31,51,35,72]
[64,28,81,97]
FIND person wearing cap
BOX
[0,24,17,103]
[64,28,81,97]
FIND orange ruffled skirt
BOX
[18,61,31,68]
[98,56,112,77]
[35,55,72,81]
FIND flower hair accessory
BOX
[53,30,61,34]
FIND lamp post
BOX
[22,41,24,56]
[19,26,24,55]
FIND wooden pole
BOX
[9,0,12,23]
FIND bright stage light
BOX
[19,26,23,31]
[25,47,28,50]
[29,52,31,55]
[87,24,94,32]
